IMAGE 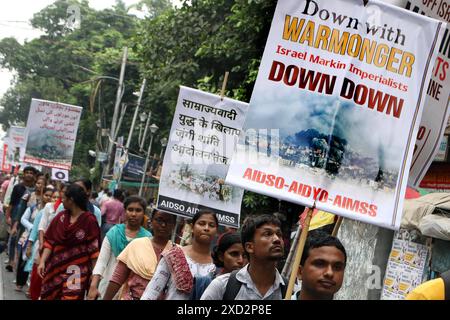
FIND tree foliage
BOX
[0,0,282,214]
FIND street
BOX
[0,253,29,300]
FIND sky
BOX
[0,0,403,140]
[0,0,184,139]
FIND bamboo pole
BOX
[220,71,229,100]
[284,203,315,300]
[281,218,302,278]
[332,216,343,237]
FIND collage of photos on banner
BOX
[0,0,449,315]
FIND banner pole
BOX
[332,216,343,237]
[284,201,315,300]
[220,71,229,101]
[281,214,302,278]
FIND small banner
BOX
[157,86,248,228]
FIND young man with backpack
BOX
[201,214,287,300]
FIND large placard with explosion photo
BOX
[226,0,446,229]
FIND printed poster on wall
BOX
[157,86,248,228]
[381,229,430,300]
[404,0,450,186]
[225,0,446,229]
[24,99,82,170]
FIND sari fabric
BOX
[162,246,193,294]
[106,224,151,258]
[40,210,100,300]
[116,238,172,300]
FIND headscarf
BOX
[106,223,151,257]
[117,237,172,280]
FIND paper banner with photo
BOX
[24,99,82,170]
[2,126,26,172]
[157,86,248,228]
[225,0,446,229]
[404,0,450,187]
[122,153,146,181]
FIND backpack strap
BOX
[223,270,242,300]
[441,270,450,300]
[223,271,289,300]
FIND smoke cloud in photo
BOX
[244,84,406,171]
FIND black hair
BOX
[192,209,219,227]
[300,230,347,266]
[65,184,88,211]
[150,209,177,223]
[74,178,92,191]
[113,189,124,200]
[92,192,98,198]
[212,232,242,268]
[107,191,113,197]
[124,196,147,211]
[241,214,282,250]
[23,166,39,175]
[43,187,54,194]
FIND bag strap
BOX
[223,270,242,300]
[441,270,450,300]
[223,271,289,300]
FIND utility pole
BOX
[117,79,147,188]
[140,110,152,152]
[104,47,128,178]
[139,124,158,196]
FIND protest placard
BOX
[51,168,69,182]
[2,126,26,172]
[404,0,450,186]
[225,0,446,229]
[121,153,145,181]
[157,86,248,228]
[24,99,82,170]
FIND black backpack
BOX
[222,270,288,300]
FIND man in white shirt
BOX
[201,214,286,300]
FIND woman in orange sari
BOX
[37,184,100,300]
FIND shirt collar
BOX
[236,264,285,288]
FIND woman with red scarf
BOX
[37,184,100,300]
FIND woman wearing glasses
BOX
[87,196,151,300]
[102,209,177,300]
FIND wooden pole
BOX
[220,71,229,100]
[281,217,302,278]
[284,203,315,300]
[332,216,343,237]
